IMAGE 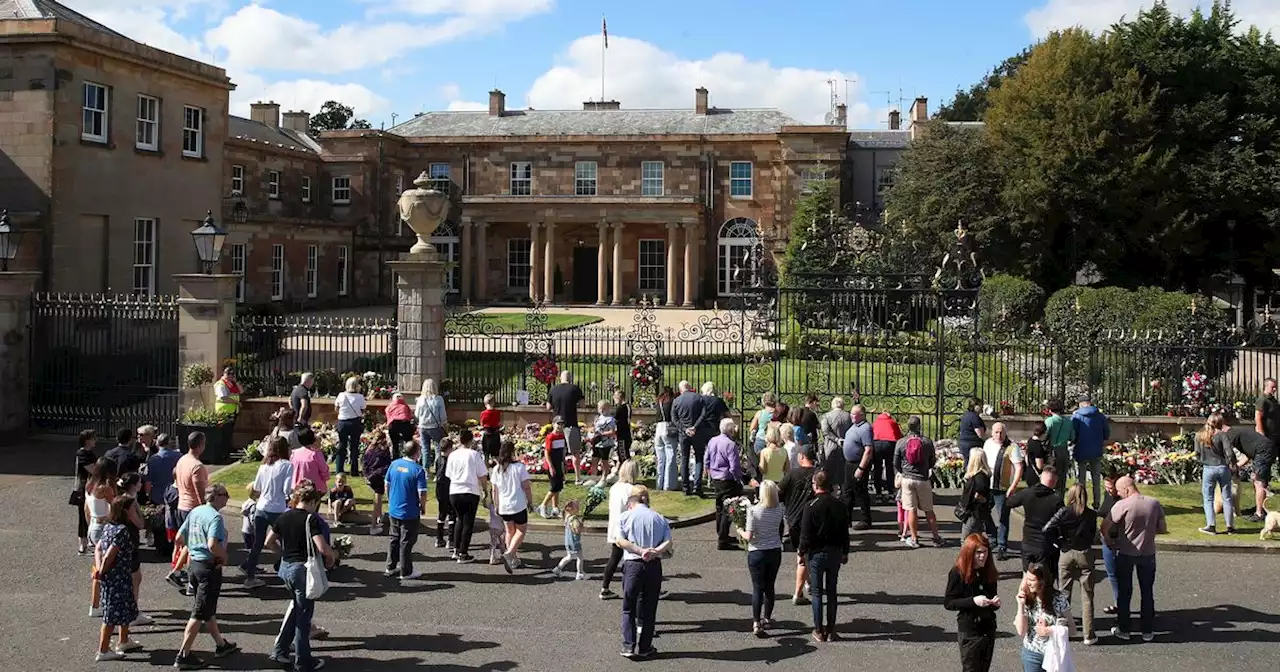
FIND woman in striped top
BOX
[738,480,785,637]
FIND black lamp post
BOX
[190,210,228,274]
[0,209,23,272]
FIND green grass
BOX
[210,461,713,522]
[453,313,602,333]
[1139,484,1278,544]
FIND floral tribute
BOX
[1182,371,1211,412]
[726,495,753,533]
[1103,433,1200,485]
[630,357,663,387]
[531,356,559,386]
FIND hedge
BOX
[978,274,1045,333]
[1042,285,1229,342]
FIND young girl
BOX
[589,400,617,486]
[551,499,586,580]
[1016,562,1072,672]
[85,457,118,618]
[537,418,568,518]
[486,498,507,566]
[328,473,356,524]
[780,422,798,466]
[612,390,632,464]
[94,494,142,661]
[434,438,456,549]
[363,430,394,535]
[480,393,503,463]
[240,499,256,553]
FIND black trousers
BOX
[615,436,632,464]
[387,516,420,576]
[601,544,624,590]
[843,461,872,525]
[449,493,480,556]
[871,440,896,495]
[713,478,744,544]
[958,632,995,672]
[1022,543,1060,585]
[76,502,88,538]
[388,420,415,456]
[679,433,708,495]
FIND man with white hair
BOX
[290,372,315,425]
[820,397,852,494]
[671,381,706,496]
[547,370,586,484]
[704,417,743,550]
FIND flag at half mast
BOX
[602,16,608,48]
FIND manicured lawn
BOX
[454,313,602,333]
[1138,484,1277,545]
[210,461,713,523]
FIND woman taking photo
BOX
[333,376,367,477]
[737,480,785,637]
[958,448,995,540]
[1015,562,1072,672]
[1196,413,1236,534]
[1043,483,1099,645]
[415,378,447,472]
[943,533,1000,672]
[490,440,534,573]
[241,437,294,589]
[264,479,335,671]
[654,386,679,491]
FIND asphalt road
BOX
[3,443,1279,671]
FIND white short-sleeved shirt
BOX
[606,481,633,543]
[490,463,532,515]
[982,437,1024,475]
[252,460,294,514]
[445,447,488,496]
[335,392,366,421]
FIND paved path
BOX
[4,441,1280,671]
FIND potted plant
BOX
[177,405,236,465]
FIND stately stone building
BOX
[0,0,925,308]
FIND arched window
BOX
[717,217,759,296]
[431,220,460,293]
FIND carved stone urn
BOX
[397,171,449,257]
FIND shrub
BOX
[1043,285,1231,342]
[978,274,1044,333]
[1042,286,1133,340]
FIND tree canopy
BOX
[309,100,372,135]
[934,48,1029,122]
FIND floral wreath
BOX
[532,356,559,386]
[630,357,663,387]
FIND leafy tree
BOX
[935,49,1030,121]
[309,100,372,134]
[781,180,840,285]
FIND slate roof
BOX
[0,0,127,39]
[848,130,911,150]
[228,116,320,154]
[388,108,804,138]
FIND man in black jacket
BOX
[798,471,849,642]
[104,428,142,475]
[1006,466,1064,575]
[671,381,707,496]
[778,445,817,604]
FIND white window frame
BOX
[301,176,312,203]
[82,82,108,143]
[510,162,532,196]
[230,243,246,303]
[395,174,404,195]
[575,161,597,196]
[332,176,351,204]
[431,221,461,294]
[428,162,450,180]
[270,244,284,300]
[507,238,531,288]
[231,165,244,195]
[135,94,158,151]
[132,218,156,297]
[729,161,753,198]
[182,106,203,158]
[716,217,760,297]
[637,238,665,293]
[641,161,664,196]
[337,246,349,296]
[305,245,318,298]
[268,170,280,199]
[875,165,896,208]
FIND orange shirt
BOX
[175,453,208,511]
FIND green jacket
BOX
[1045,413,1073,448]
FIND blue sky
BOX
[65,1,1280,128]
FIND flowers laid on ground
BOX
[583,485,608,516]
[998,400,1015,416]
[531,356,559,386]
[1103,433,1200,485]
[332,535,354,561]
[931,440,968,489]
[631,357,662,387]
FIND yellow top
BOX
[759,445,788,483]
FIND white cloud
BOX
[229,72,389,118]
[446,100,488,111]
[63,1,220,62]
[1026,0,1280,36]
[524,35,871,126]
[366,0,554,19]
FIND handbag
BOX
[68,489,85,506]
[304,514,330,600]
[953,478,973,522]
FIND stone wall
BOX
[995,414,1201,443]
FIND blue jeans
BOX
[992,491,1011,550]
[620,559,662,653]
[806,550,841,631]
[653,425,676,491]
[1101,543,1119,602]
[1201,465,1234,528]
[241,510,281,579]
[1076,458,1103,509]
[1020,646,1045,672]
[335,418,363,474]
[419,427,444,472]
[273,561,316,670]
[1115,553,1156,634]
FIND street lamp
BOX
[190,210,228,274]
[0,209,23,272]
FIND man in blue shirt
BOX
[145,434,182,555]
[842,404,875,530]
[385,439,429,581]
[1071,394,1111,509]
[616,486,673,660]
[174,483,239,669]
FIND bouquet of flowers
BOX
[631,357,663,387]
[141,503,166,530]
[1182,371,1210,409]
[998,400,1015,416]
[332,535,354,561]
[532,356,559,386]
[583,485,609,517]
[726,495,752,533]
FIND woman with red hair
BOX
[944,533,1001,671]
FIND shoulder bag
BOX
[953,478,973,522]
[304,514,330,600]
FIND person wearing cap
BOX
[1072,394,1111,509]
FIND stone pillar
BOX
[0,272,40,441]
[596,220,608,306]
[460,220,473,300]
[543,221,556,304]
[474,221,488,302]
[528,222,542,303]
[683,224,697,307]
[665,223,680,307]
[611,223,624,306]
[174,274,239,411]
[387,257,448,396]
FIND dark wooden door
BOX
[572,246,598,303]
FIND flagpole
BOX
[601,15,606,102]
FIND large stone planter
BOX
[397,171,450,257]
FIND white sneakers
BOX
[130,614,154,626]
[95,651,123,662]
[399,570,425,581]
[115,640,143,653]
[89,607,101,618]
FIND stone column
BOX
[596,220,608,306]
[387,256,448,396]
[528,222,542,303]
[683,224,697,307]
[543,221,556,304]
[611,223,624,306]
[665,223,680,307]
[460,220,473,300]
[474,221,488,303]
[0,272,41,441]
[174,274,239,411]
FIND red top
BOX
[384,400,413,422]
[480,408,502,429]
[872,412,903,442]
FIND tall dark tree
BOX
[935,49,1031,121]
[309,100,372,134]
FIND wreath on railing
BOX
[532,356,559,386]
[630,357,662,387]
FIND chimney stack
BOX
[888,109,901,130]
[583,100,621,111]
[489,89,506,117]
[695,87,709,115]
[835,103,847,127]
[910,96,928,124]
[282,110,311,133]
[250,101,280,128]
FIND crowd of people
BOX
[68,369,1277,671]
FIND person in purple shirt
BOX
[705,417,743,551]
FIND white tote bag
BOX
[304,514,329,600]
